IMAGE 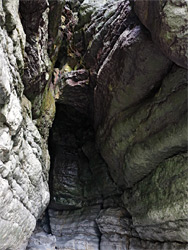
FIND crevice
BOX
[18,0,188,249]
[40,209,52,234]
[161,0,168,10]
[98,229,102,250]
[131,234,188,245]
[95,215,102,250]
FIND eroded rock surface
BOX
[0,0,61,249]
[133,0,188,69]
[0,0,187,249]
[44,0,188,249]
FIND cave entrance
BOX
[46,73,124,249]
[48,102,95,210]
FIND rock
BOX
[0,45,11,104]
[1,92,23,135]
[49,101,120,209]
[82,141,120,198]
[19,0,62,127]
[83,0,127,70]
[47,0,188,248]
[56,69,90,115]
[49,206,101,250]
[96,208,131,236]
[100,235,128,250]
[0,0,187,248]
[48,0,64,63]
[96,208,131,250]
[0,1,5,26]
[49,103,93,210]
[94,1,173,188]
[122,153,188,242]
[133,0,188,69]
[36,85,56,140]
[0,98,50,249]
[19,0,50,101]
[2,0,26,71]
[27,231,56,250]
[96,65,187,189]
[129,238,188,250]
[0,0,60,248]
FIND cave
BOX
[47,101,127,249]
[0,0,187,250]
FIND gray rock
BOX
[96,208,131,236]
[49,206,101,250]
[48,0,188,248]
[129,238,188,250]
[0,0,187,249]
[49,90,119,210]
[27,231,56,250]
[122,153,188,242]
[19,0,50,101]
[100,235,128,250]
[96,208,131,250]
[0,0,53,248]
[94,3,173,187]
[0,0,5,26]
[134,0,188,69]
[0,45,11,104]
[0,97,50,249]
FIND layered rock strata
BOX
[44,0,188,249]
[0,0,187,249]
[0,0,62,249]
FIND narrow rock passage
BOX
[27,0,188,249]
[0,0,187,249]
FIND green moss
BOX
[41,86,55,118]
[36,85,56,138]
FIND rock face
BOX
[49,206,101,249]
[123,153,188,242]
[44,0,187,249]
[0,0,187,249]
[133,0,188,69]
[0,0,62,249]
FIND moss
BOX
[41,87,55,117]
[36,85,56,138]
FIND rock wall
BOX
[0,0,62,249]
[0,0,187,249]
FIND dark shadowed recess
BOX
[48,98,124,213]
[48,103,94,210]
